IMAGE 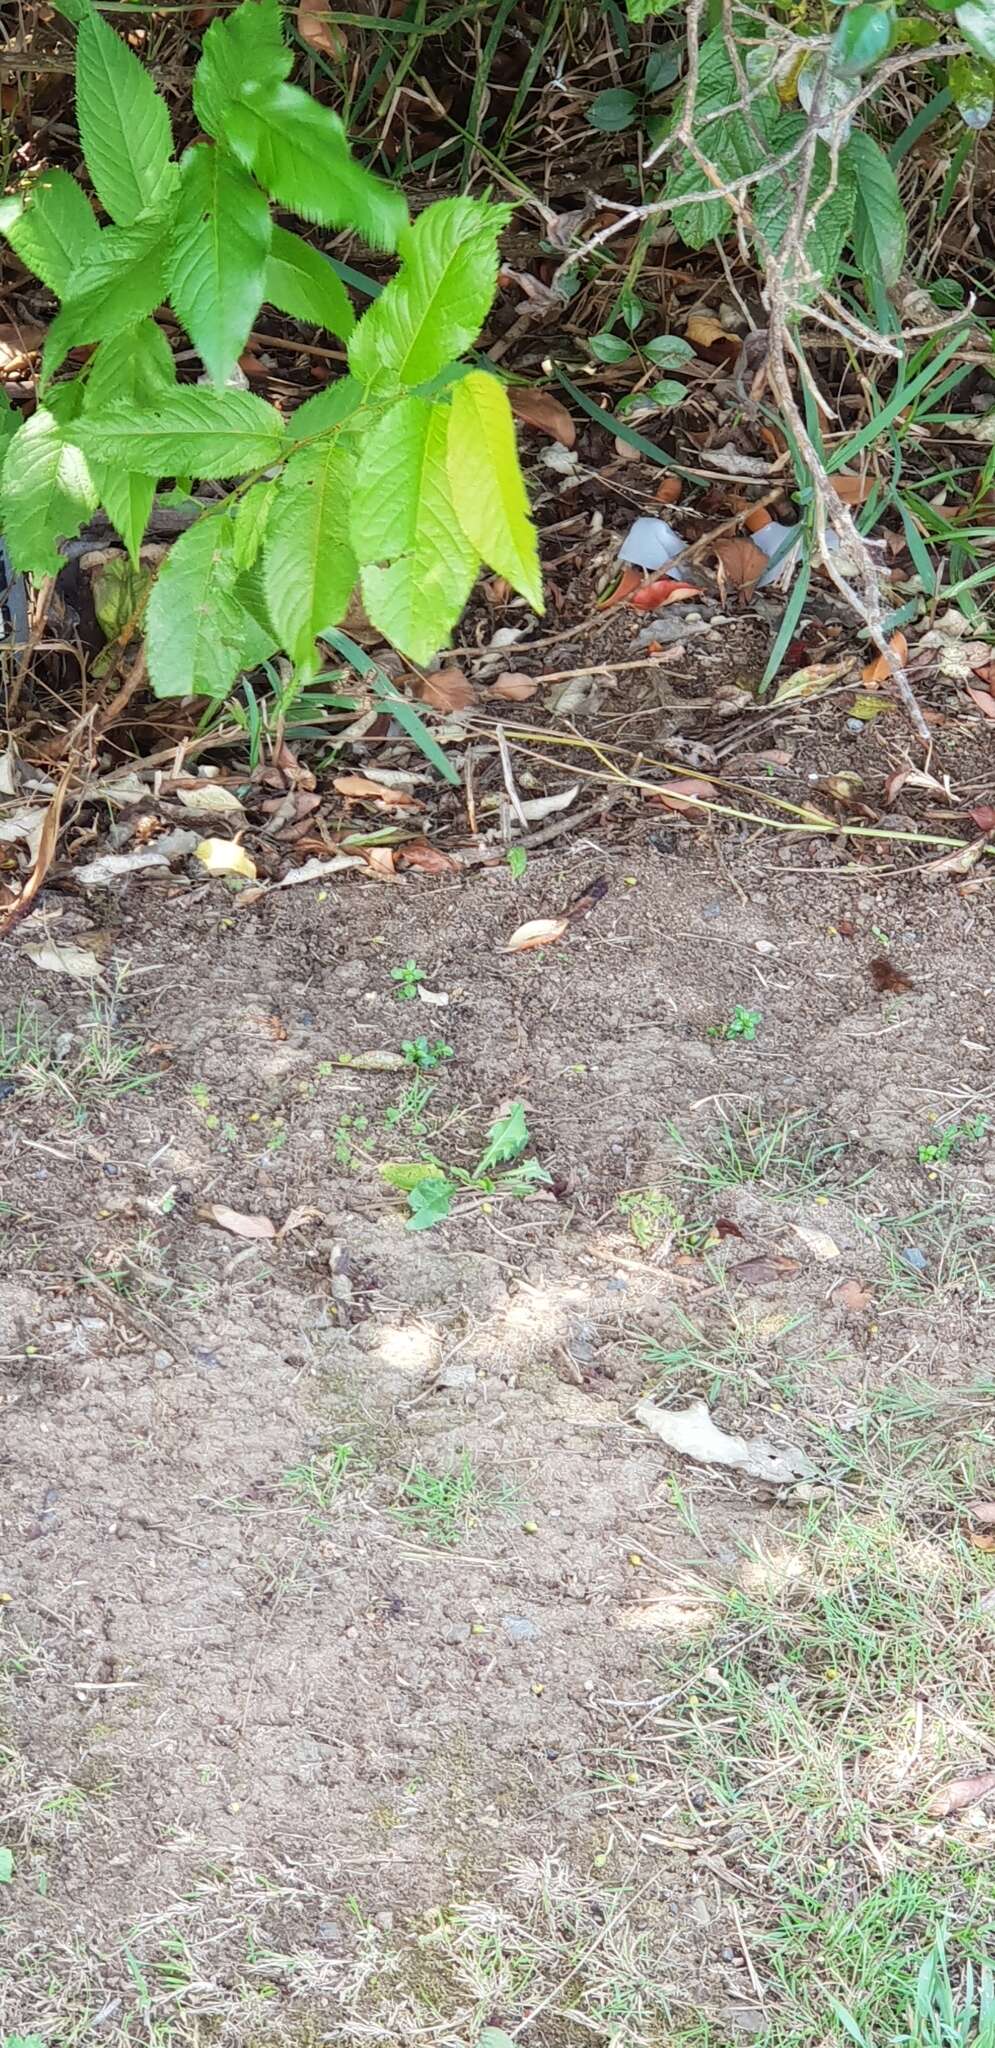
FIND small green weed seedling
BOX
[391,960,426,1002]
[708,1005,762,1043]
[393,1455,514,1547]
[384,1079,433,1135]
[617,1187,695,1253]
[401,1036,453,1070]
[381,1100,549,1230]
[282,1443,363,1518]
[917,1114,990,1169]
[333,1112,372,1170]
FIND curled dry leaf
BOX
[490,672,539,702]
[966,685,995,721]
[968,805,995,833]
[792,1224,840,1261]
[967,1501,995,1525]
[0,322,45,367]
[397,839,460,873]
[834,472,874,505]
[926,1769,995,1818]
[861,631,908,687]
[413,668,475,712]
[686,312,729,349]
[834,1277,873,1313]
[713,536,769,593]
[25,940,103,981]
[869,956,913,994]
[631,574,703,610]
[333,774,423,809]
[199,1203,277,1240]
[772,659,852,706]
[507,388,576,448]
[505,916,570,953]
[635,1397,814,1484]
[969,1527,995,1553]
[596,564,644,610]
[176,782,244,815]
[194,836,257,879]
[731,1254,801,1287]
[655,475,683,506]
[279,1204,325,1239]
[362,846,397,879]
[296,0,347,58]
[518,784,579,822]
[648,777,716,814]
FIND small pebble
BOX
[502,1615,540,1643]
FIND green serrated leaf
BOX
[348,196,508,394]
[405,1176,455,1229]
[380,1159,440,1191]
[844,128,907,288]
[0,389,19,460]
[0,169,99,296]
[0,409,97,575]
[288,376,363,441]
[955,0,995,69]
[626,0,682,14]
[263,438,358,664]
[168,143,271,386]
[447,371,542,613]
[222,80,407,250]
[84,322,176,564]
[43,217,171,381]
[352,396,478,665]
[78,387,285,478]
[231,479,276,570]
[265,224,355,338]
[76,8,176,226]
[194,0,291,142]
[476,1101,529,1174]
[146,514,263,698]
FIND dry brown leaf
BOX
[296,0,346,57]
[490,672,539,701]
[279,1204,325,1239]
[834,1278,873,1313]
[25,940,103,981]
[333,774,423,809]
[714,536,768,593]
[508,388,576,448]
[648,777,716,814]
[926,1769,995,1818]
[967,1502,995,1524]
[869,956,913,993]
[655,475,683,506]
[731,1254,801,1287]
[966,685,995,721]
[969,1528,995,1553]
[686,312,729,349]
[413,667,475,712]
[834,473,875,505]
[397,839,460,873]
[199,1204,277,1240]
[363,846,397,879]
[861,631,908,686]
[505,916,570,953]
[0,322,44,367]
[0,755,74,939]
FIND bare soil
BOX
[3,834,995,2044]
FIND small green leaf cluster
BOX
[0,0,542,704]
[380,1099,549,1230]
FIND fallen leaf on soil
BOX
[635,1396,815,1484]
[397,839,460,873]
[772,659,851,705]
[548,673,601,715]
[630,574,702,610]
[362,846,397,879]
[968,806,995,832]
[505,916,570,953]
[926,1770,995,1818]
[686,312,729,349]
[194,837,257,879]
[861,632,908,686]
[655,475,683,505]
[176,782,244,815]
[833,473,874,504]
[0,804,46,861]
[278,1204,325,1239]
[596,564,644,610]
[565,873,609,920]
[519,785,579,822]
[296,0,346,57]
[714,536,768,593]
[25,940,103,981]
[715,1217,746,1239]
[508,387,576,447]
[338,1049,407,1071]
[883,766,947,805]
[923,838,986,877]
[869,956,913,994]
[333,774,423,809]
[648,777,716,814]
[834,1278,873,1312]
[966,685,995,720]
[490,672,539,701]
[270,854,364,889]
[73,849,169,887]
[415,983,450,1007]
[967,1501,995,1524]
[731,1254,801,1287]
[199,1203,277,1240]
[479,2031,517,2048]
[968,1528,995,1553]
[792,1224,840,1261]
[413,668,474,712]
[0,757,74,939]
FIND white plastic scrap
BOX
[636,1396,815,1484]
[617,517,687,573]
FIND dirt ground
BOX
[3,828,995,2046]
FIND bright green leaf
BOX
[406,1176,455,1229]
[76,8,176,225]
[193,0,291,142]
[588,331,633,363]
[0,1847,13,1882]
[348,196,508,393]
[644,333,695,367]
[0,409,97,575]
[231,479,275,570]
[0,169,99,296]
[83,319,177,563]
[627,0,682,14]
[477,1101,529,1173]
[954,1,995,69]
[950,50,995,123]
[352,396,478,665]
[447,371,542,613]
[168,144,271,386]
[263,438,358,664]
[845,128,907,288]
[586,88,639,131]
[222,80,406,250]
[146,514,263,698]
[0,389,18,460]
[380,1159,441,1191]
[646,378,687,408]
[43,218,170,379]
[78,388,285,478]
[831,1,894,72]
[265,224,355,338]
[288,376,363,440]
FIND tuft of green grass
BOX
[643,1299,813,1405]
[0,995,153,1118]
[393,1456,514,1548]
[671,1103,849,1198]
[282,1443,365,1517]
[863,1197,995,1307]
